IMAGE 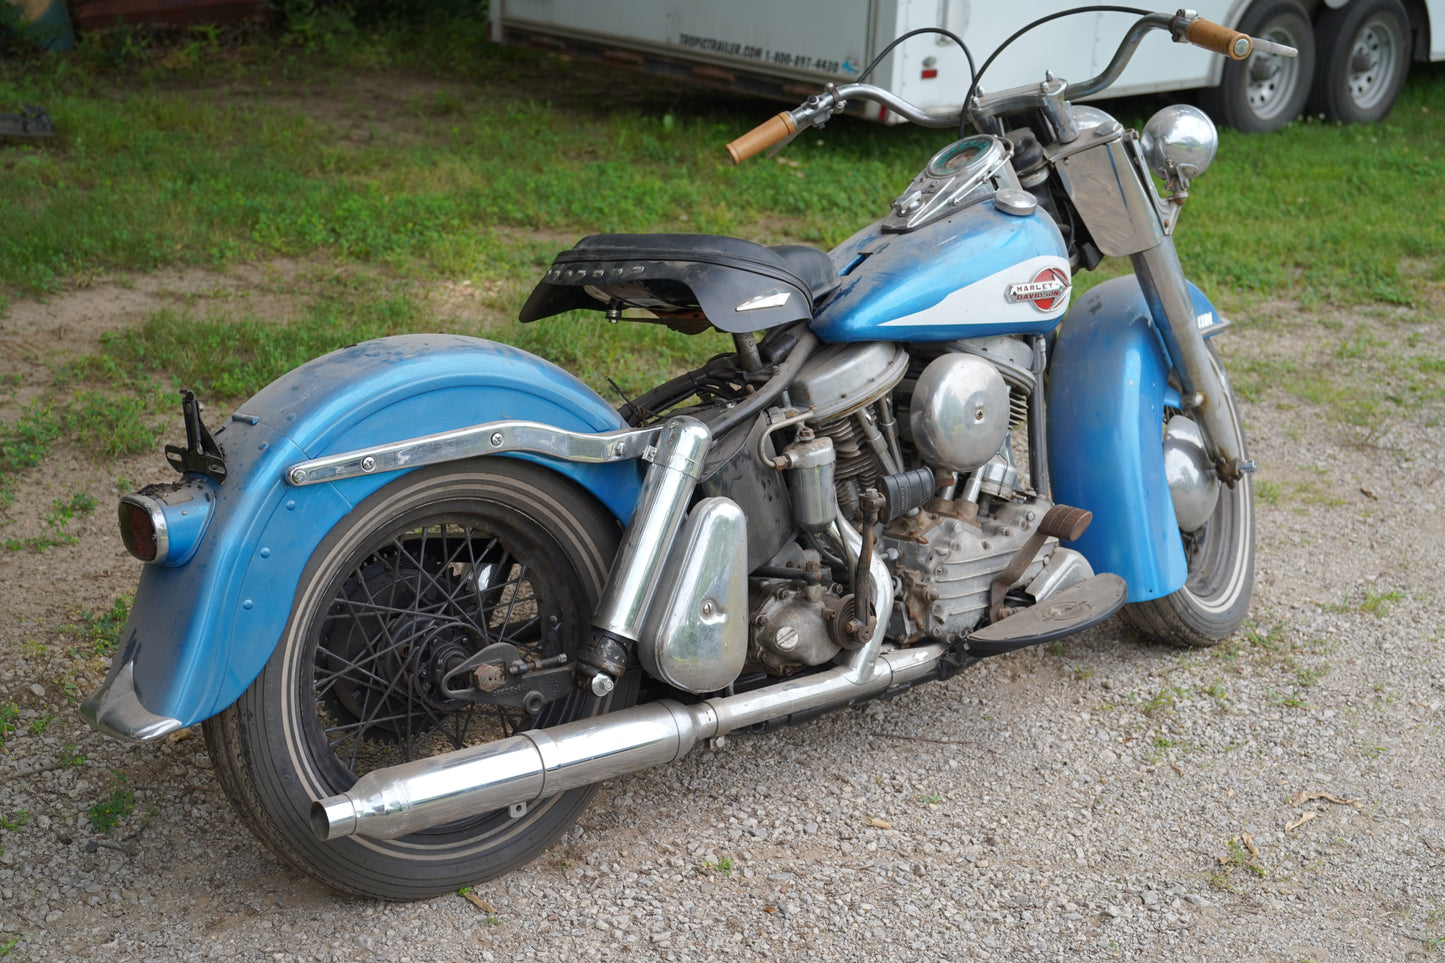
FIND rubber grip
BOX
[725,112,797,165]
[1184,19,1251,60]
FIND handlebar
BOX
[725,112,798,165]
[724,82,965,163]
[1183,18,1253,59]
[724,10,1298,163]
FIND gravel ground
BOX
[1,305,1443,962]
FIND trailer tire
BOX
[1200,0,1316,131]
[1307,0,1411,123]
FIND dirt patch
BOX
[221,72,487,147]
[0,261,313,365]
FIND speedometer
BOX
[926,136,997,178]
[885,135,1016,233]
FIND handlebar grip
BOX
[1184,18,1252,60]
[725,112,798,165]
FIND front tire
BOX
[1122,350,1255,647]
[1307,0,1411,124]
[1200,0,1317,132]
[203,459,630,899]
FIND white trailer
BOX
[489,0,1444,131]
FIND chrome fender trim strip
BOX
[285,420,664,487]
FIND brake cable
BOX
[962,5,1151,135]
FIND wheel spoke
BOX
[213,464,625,898]
[391,525,482,619]
[306,488,601,781]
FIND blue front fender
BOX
[1046,276,1221,602]
[87,335,643,737]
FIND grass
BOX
[58,283,725,406]
[0,702,17,749]
[2,492,97,552]
[1219,836,1268,879]
[0,28,1441,311]
[77,294,437,399]
[1360,589,1408,616]
[87,786,135,835]
[0,394,155,509]
[1140,685,1185,715]
[0,24,1433,505]
[0,40,945,297]
[1230,328,1445,444]
[1324,588,1409,617]
[0,22,1436,430]
[1416,904,1445,953]
[1147,735,1203,765]
[1187,89,1445,309]
[66,595,132,657]
[702,855,736,876]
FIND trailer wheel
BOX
[1200,0,1317,131]
[1307,0,1411,123]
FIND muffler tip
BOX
[310,794,357,841]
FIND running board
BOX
[964,573,1127,658]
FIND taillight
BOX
[118,496,163,561]
[117,482,213,566]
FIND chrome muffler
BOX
[312,472,923,843]
[312,641,945,841]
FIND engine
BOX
[746,334,1093,672]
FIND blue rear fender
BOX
[1046,276,1222,602]
[98,335,643,734]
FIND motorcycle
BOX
[83,9,1273,899]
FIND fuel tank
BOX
[811,197,1071,343]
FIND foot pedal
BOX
[988,504,1092,623]
[966,573,1127,658]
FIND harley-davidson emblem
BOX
[1007,267,1070,311]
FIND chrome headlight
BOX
[1141,105,1218,187]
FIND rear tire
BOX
[1200,0,1316,132]
[203,459,631,899]
[1307,0,1411,123]
[1122,349,1255,648]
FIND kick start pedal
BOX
[965,573,1128,658]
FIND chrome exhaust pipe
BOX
[313,503,916,842]
[312,642,944,842]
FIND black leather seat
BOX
[520,234,839,334]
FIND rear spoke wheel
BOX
[203,460,631,899]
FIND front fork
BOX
[1132,238,1246,483]
[577,417,713,694]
